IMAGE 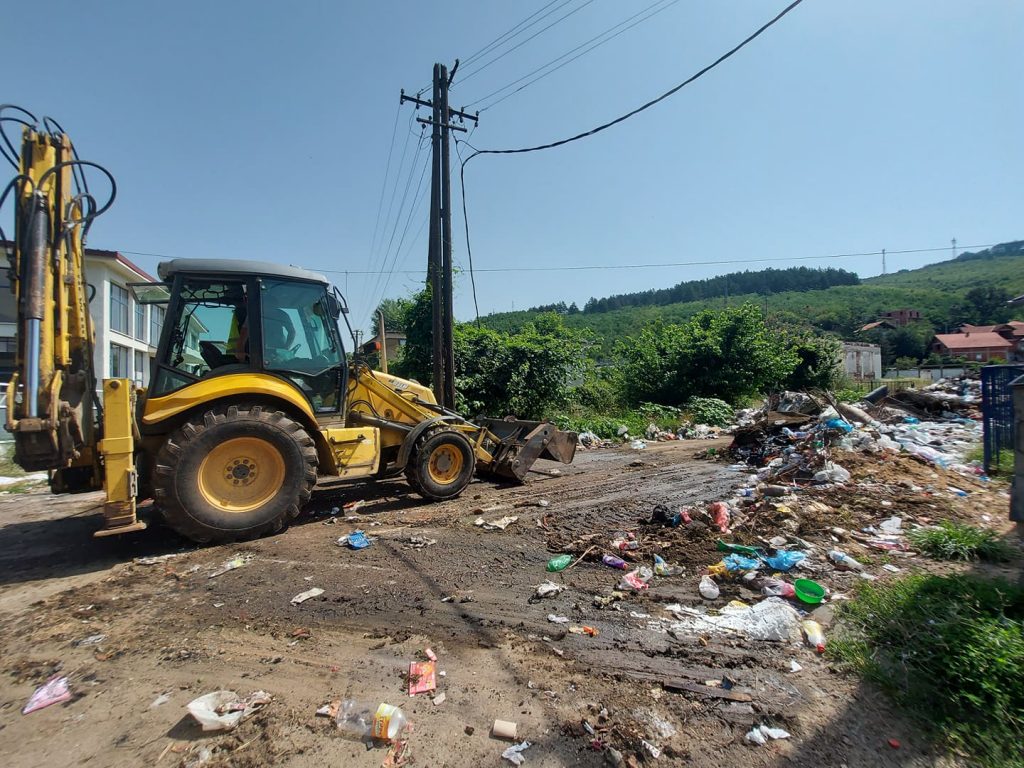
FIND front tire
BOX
[406,429,475,500]
[153,404,317,543]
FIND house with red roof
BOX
[931,330,1017,362]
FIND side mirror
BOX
[327,289,348,318]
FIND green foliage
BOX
[451,314,588,420]
[830,575,1024,766]
[616,304,799,406]
[371,297,414,336]
[480,240,1024,355]
[682,397,733,426]
[781,333,842,390]
[582,266,859,314]
[909,521,1013,562]
[552,411,647,440]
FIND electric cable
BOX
[362,102,402,307]
[373,152,433,317]
[460,0,565,69]
[457,0,804,318]
[365,132,428,317]
[466,0,681,111]
[456,0,598,86]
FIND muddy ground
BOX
[0,438,1015,767]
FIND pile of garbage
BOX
[727,383,985,481]
[577,422,725,450]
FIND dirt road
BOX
[0,439,978,767]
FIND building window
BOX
[110,284,129,333]
[150,305,165,345]
[134,300,146,341]
[134,350,147,386]
[110,343,129,378]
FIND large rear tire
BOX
[153,404,318,543]
[405,429,475,501]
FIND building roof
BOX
[85,248,156,282]
[157,258,328,284]
[934,332,1013,350]
[859,320,897,332]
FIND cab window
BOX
[260,279,342,412]
[150,280,247,396]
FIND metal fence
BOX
[981,364,1024,472]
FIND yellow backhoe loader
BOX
[1,106,575,543]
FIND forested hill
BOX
[479,240,1024,353]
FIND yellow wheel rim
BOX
[427,443,464,485]
[197,437,286,513]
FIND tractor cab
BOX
[144,259,347,416]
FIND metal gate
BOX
[981,364,1024,472]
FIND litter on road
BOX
[290,587,325,604]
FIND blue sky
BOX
[5,1,1022,337]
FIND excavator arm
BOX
[1,107,139,533]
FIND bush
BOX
[830,575,1024,767]
[782,333,842,391]
[616,304,800,406]
[682,397,733,426]
[909,521,1012,562]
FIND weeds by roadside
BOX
[830,574,1024,767]
[909,521,1013,562]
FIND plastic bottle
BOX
[546,554,572,572]
[828,550,864,571]
[336,700,409,742]
[602,554,628,570]
[801,620,826,653]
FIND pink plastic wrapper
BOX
[618,571,650,591]
[708,502,731,533]
[22,676,71,714]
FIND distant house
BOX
[858,319,898,332]
[880,308,921,327]
[374,330,406,363]
[932,331,1015,362]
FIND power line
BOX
[457,0,805,322]
[115,242,1003,275]
[302,244,1003,276]
[371,151,433,321]
[460,0,804,161]
[466,0,682,112]
[362,102,402,289]
[456,0,599,86]
[364,130,428,318]
[460,0,566,69]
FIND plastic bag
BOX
[653,554,683,576]
[22,676,71,714]
[722,554,760,573]
[618,567,653,591]
[761,550,806,572]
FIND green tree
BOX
[371,297,414,336]
[964,286,1012,324]
[617,303,800,406]
[782,333,842,390]
[394,289,588,418]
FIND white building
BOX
[0,244,163,388]
[84,249,163,387]
[839,341,882,380]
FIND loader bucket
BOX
[477,417,577,482]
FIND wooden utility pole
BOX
[400,63,478,409]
